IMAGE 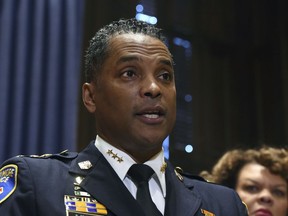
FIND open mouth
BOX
[142,111,162,119]
[137,107,165,117]
[143,113,159,118]
[136,106,165,123]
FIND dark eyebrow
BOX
[116,55,174,68]
[159,59,173,67]
[245,179,287,188]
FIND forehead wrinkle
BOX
[109,37,173,67]
[118,45,170,56]
[116,55,142,65]
[111,39,169,53]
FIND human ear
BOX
[82,83,96,113]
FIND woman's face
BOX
[236,163,287,216]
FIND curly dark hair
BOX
[200,146,288,189]
[84,18,167,83]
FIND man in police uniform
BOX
[0,18,248,216]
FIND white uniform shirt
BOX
[95,135,166,214]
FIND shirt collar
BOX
[94,135,167,196]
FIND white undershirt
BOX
[95,135,166,214]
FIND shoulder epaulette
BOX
[174,166,207,182]
[182,172,207,182]
[17,150,77,159]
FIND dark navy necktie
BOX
[128,164,162,216]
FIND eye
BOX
[159,71,173,81]
[121,69,137,79]
[272,189,287,198]
[243,185,260,194]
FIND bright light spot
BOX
[135,13,157,25]
[162,136,169,159]
[185,144,193,153]
[149,17,157,25]
[173,37,181,46]
[136,4,144,13]
[173,37,191,48]
[184,94,192,102]
[183,41,191,48]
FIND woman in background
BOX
[200,146,288,216]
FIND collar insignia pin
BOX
[160,162,167,172]
[106,149,124,163]
[117,157,123,163]
[107,149,113,156]
[78,160,92,170]
[74,176,84,185]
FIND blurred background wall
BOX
[0,0,84,159]
[1,0,287,174]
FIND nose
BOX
[140,76,161,98]
[258,189,273,205]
